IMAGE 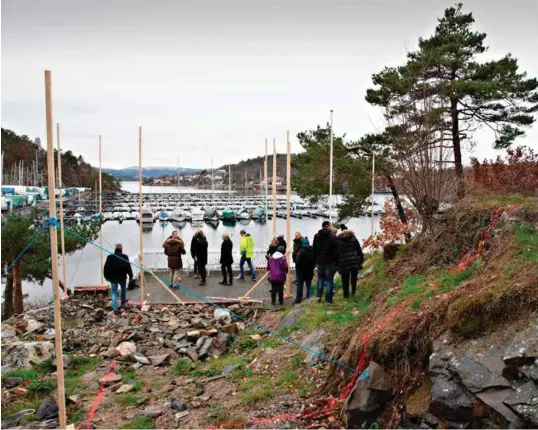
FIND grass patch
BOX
[276,370,299,385]
[65,356,103,396]
[173,358,192,375]
[390,274,427,304]
[291,354,302,369]
[512,222,538,265]
[239,386,275,404]
[298,384,315,396]
[2,368,41,381]
[27,379,56,394]
[202,404,246,427]
[115,393,150,407]
[117,415,155,429]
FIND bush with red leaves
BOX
[470,146,538,196]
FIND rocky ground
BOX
[0,295,333,429]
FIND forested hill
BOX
[1,128,119,190]
[219,154,289,183]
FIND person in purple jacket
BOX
[267,245,288,306]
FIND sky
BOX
[2,0,537,169]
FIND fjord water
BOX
[16,182,389,301]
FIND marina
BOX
[11,182,389,302]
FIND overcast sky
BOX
[2,0,537,169]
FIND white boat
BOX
[170,208,186,222]
[204,207,219,222]
[191,207,204,222]
[137,206,154,224]
[122,211,132,220]
[112,211,122,220]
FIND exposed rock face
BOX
[342,362,393,428]
[404,313,538,429]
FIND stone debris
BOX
[36,398,58,421]
[115,384,135,394]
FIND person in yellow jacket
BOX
[236,229,256,281]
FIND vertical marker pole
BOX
[44,70,67,429]
[371,153,375,237]
[285,131,292,297]
[139,126,144,302]
[329,109,334,223]
[272,138,277,237]
[56,123,67,293]
[99,136,103,284]
[264,138,268,242]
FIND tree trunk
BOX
[451,98,465,199]
[384,172,407,224]
[2,265,15,320]
[13,260,24,315]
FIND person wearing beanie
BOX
[267,245,288,306]
[237,230,256,281]
[277,233,287,251]
[313,220,339,304]
[103,243,133,312]
[294,237,315,304]
[163,231,186,286]
[340,224,348,231]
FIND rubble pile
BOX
[2,296,261,371]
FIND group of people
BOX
[103,220,363,312]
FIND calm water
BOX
[15,182,389,301]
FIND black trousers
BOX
[199,263,207,282]
[340,268,359,298]
[270,281,284,305]
[221,264,232,283]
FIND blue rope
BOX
[57,220,359,375]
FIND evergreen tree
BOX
[366,3,538,198]
[1,211,99,319]
[291,125,371,219]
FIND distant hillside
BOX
[103,166,201,180]
[1,128,119,190]
[219,154,289,185]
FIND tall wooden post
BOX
[264,138,268,241]
[371,153,375,237]
[44,70,67,429]
[285,131,292,297]
[272,138,277,237]
[56,123,67,294]
[99,136,103,284]
[138,126,144,302]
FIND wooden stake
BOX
[371,153,375,237]
[99,136,103,284]
[238,271,270,299]
[272,138,277,237]
[285,131,292,298]
[264,138,268,242]
[44,70,67,429]
[138,126,145,302]
[56,123,67,294]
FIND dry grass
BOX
[323,199,538,426]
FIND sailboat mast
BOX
[211,156,214,204]
[177,157,180,189]
[228,164,231,205]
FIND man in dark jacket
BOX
[337,230,364,298]
[196,231,209,286]
[313,221,339,304]
[294,237,315,304]
[219,233,234,286]
[190,230,202,279]
[292,231,302,263]
[103,243,133,311]
[163,231,186,286]
[266,237,278,261]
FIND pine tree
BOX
[366,3,538,198]
[1,211,99,319]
